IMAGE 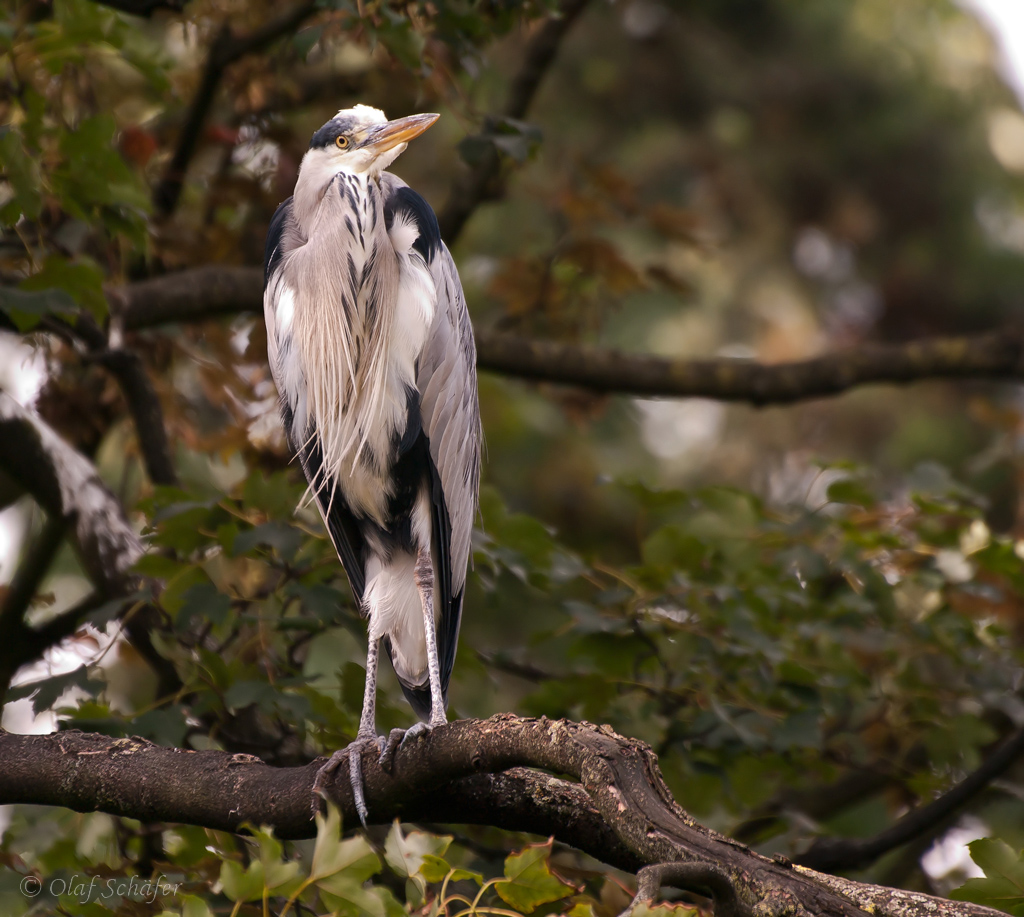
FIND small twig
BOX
[619,862,747,917]
[502,0,591,122]
[796,723,1024,872]
[22,591,121,660]
[475,650,554,682]
[153,2,318,216]
[437,0,592,244]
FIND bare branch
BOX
[0,716,1003,917]
[0,393,142,593]
[108,266,1024,404]
[87,0,185,15]
[437,0,592,244]
[113,265,262,330]
[620,862,747,917]
[796,723,1024,873]
[90,349,178,486]
[472,329,1024,403]
[153,2,318,215]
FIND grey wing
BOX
[420,243,480,593]
[418,242,481,686]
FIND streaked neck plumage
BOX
[291,142,407,233]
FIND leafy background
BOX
[4,0,1024,913]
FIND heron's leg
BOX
[311,631,386,827]
[380,547,447,768]
[414,545,447,727]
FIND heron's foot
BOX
[379,721,437,771]
[311,734,386,827]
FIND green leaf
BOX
[129,706,190,746]
[180,895,216,917]
[223,679,280,714]
[232,521,303,560]
[418,853,481,885]
[293,24,323,59]
[384,821,452,879]
[20,255,108,323]
[494,839,579,913]
[219,859,264,902]
[7,665,104,714]
[0,286,76,331]
[253,826,304,893]
[176,582,232,630]
[0,128,42,222]
[317,873,390,917]
[374,16,425,71]
[825,478,874,508]
[312,805,380,882]
[951,839,1024,914]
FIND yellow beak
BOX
[364,113,440,153]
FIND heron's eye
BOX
[335,135,350,150]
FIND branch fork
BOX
[0,715,1005,917]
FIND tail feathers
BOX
[382,635,444,721]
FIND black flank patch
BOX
[263,197,293,288]
[384,186,441,262]
[397,385,423,457]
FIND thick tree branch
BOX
[107,266,1024,404]
[437,0,591,244]
[153,2,318,215]
[0,716,1004,917]
[796,723,1024,873]
[112,265,262,330]
[0,394,142,593]
[472,329,1024,403]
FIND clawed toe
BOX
[378,721,437,771]
[400,721,433,747]
[310,735,386,826]
[311,748,348,817]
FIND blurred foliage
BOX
[951,838,1024,915]
[5,0,1024,913]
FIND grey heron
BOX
[263,105,480,823]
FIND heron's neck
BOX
[292,160,382,233]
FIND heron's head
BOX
[303,105,439,178]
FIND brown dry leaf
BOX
[581,161,637,213]
[551,389,610,426]
[646,264,693,296]
[647,203,702,243]
[556,186,617,229]
[489,256,552,318]
[561,238,644,295]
